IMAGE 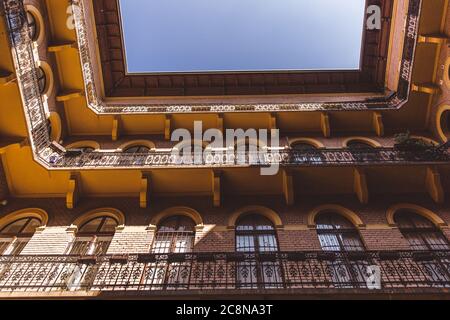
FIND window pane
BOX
[316,213,365,252]
[94,239,112,255]
[236,215,274,231]
[158,216,196,232]
[257,234,278,252]
[236,235,255,252]
[316,213,354,230]
[318,233,341,251]
[69,239,92,255]
[173,235,193,253]
[99,217,118,233]
[341,234,365,251]
[422,232,449,250]
[79,218,103,233]
[9,239,29,256]
[396,211,450,250]
[0,218,29,234]
[152,239,172,254]
[154,216,196,253]
[0,240,11,255]
[21,218,41,233]
[124,146,150,153]
[402,233,428,250]
[347,141,373,149]
[37,67,46,94]
[26,11,37,40]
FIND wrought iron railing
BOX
[4,0,422,115]
[51,147,450,169]
[70,0,421,114]
[2,0,50,155]
[0,251,449,293]
[2,0,443,171]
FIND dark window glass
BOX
[78,216,118,235]
[439,111,450,133]
[124,145,150,153]
[235,215,282,288]
[315,213,368,288]
[291,142,323,164]
[0,217,42,256]
[79,147,95,153]
[292,143,317,151]
[0,217,41,236]
[346,141,373,149]
[395,211,450,250]
[395,211,450,285]
[447,112,450,132]
[26,11,38,41]
[152,216,196,253]
[69,216,118,255]
[236,215,278,252]
[316,213,365,252]
[36,67,46,94]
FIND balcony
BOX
[0,251,449,297]
[4,0,421,114]
[52,147,450,169]
[2,0,440,171]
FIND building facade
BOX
[0,0,449,299]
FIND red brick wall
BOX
[0,194,448,254]
[277,230,322,251]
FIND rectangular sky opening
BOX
[119,0,366,74]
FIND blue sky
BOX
[119,0,366,73]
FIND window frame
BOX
[0,217,42,256]
[395,212,450,251]
[235,214,279,253]
[151,216,196,254]
[68,216,118,256]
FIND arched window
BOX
[36,67,46,94]
[447,113,450,137]
[0,217,41,255]
[124,145,150,153]
[235,215,278,252]
[152,216,196,253]
[440,110,450,135]
[291,142,323,164]
[235,215,282,288]
[346,140,374,150]
[292,142,317,151]
[395,211,450,285]
[26,10,38,41]
[395,211,449,250]
[316,212,365,251]
[315,212,367,288]
[78,146,95,153]
[69,216,118,255]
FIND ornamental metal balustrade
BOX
[3,0,446,171]
[70,0,421,114]
[0,250,449,293]
[51,147,450,169]
[4,0,422,115]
